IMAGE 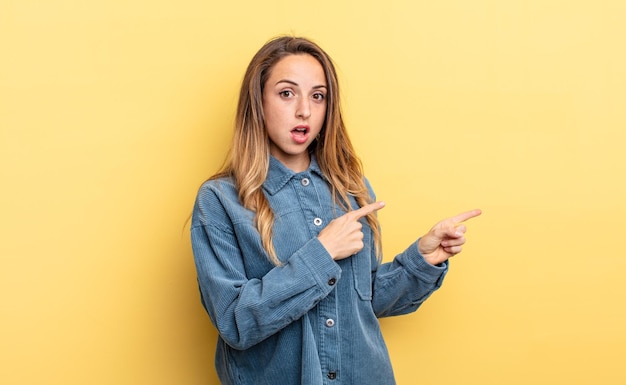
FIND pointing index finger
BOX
[452,209,482,225]
[350,201,386,220]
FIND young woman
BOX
[191,36,481,385]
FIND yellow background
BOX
[2,0,625,384]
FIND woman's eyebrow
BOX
[275,79,327,89]
[275,79,298,86]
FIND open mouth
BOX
[291,126,310,144]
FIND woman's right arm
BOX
[191,186,341,350]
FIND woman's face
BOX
[262,54,327,172]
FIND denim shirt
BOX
[191,156,448,385]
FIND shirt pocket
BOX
[351,225,373,301]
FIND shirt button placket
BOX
[320,287,338,382]
[296,175,323,231]
[297,173,338,380]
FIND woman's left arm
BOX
[371,209,482,317]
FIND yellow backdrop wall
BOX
[2,1,625,384]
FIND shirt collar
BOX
[262,155,326,195]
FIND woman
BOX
[191,36,481,385]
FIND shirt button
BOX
[313,217,323,226]
[301,178,310,186]
[327,371,337,380]
[325,318,335,327]
[328,278,336,286]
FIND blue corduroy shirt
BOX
[191,156,448,385]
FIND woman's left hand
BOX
[418,209,482,266]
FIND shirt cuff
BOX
[401,239,449,284]
[295,237,342,293]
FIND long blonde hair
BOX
[212,36,381,265]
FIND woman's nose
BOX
[296,97,311,119]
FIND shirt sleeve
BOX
[191,185,341,350]
[371,240,448,317]
[361,177,448,317]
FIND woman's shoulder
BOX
[362,176,376,199]
[198,175,236,192]
[195,175,240,205]
[193,176,247,228]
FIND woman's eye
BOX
[313,93,325,101]
[279,90,293,98]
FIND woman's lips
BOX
[291,126,309,144]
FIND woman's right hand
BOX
[317,202,385,260]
